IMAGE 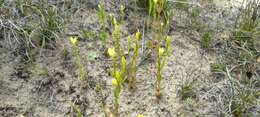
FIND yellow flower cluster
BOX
[108,47,116,58]
[159,47,165,57]
[70,37,77,45]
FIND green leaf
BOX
[70,103,84,117]
[114,86,121,99]
[87,51,98,61]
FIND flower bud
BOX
[112,79,118,87]
[135,30,140,41]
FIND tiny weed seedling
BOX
[155,36,172,98]
[210,63,225,72]
[70,102,84,117]
[180,81,196,100]
[62,45,68,59]
[128,30,141,89]
[109,13,113,26]
[98,3,108,43]
[69,37,87,88]
[200,30,214,49]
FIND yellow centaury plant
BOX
[155,35,172,97]
[98,3,108,42]
[112,17,121,58]
[128,30,141,89]
[70,37,86,88]
[108,47,127,116]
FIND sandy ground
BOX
[0,0,250,117]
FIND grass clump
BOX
[180,81,196,100]
[229,87,257,117]
[20,0,64,47]
[200,30,214,49]
[232,0,259,49]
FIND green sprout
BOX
[127,35,131,54]
[120,5,125,24]
[109,13,113,26]
[155,36,172,98]
[153,0,158,21]
[98,3,108,43]
[200,29,215,49]
[69,37,86,88]
[128,30,140,89]
[146,0,153,31]
[70,102,84,117]
[112,18,122,58]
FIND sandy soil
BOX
[0,0,251,117]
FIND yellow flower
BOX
[108,47,116,58]
[70,37,77,45]
[112,79,118,87]
[138,114,144,117]
[159,47,165,57]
